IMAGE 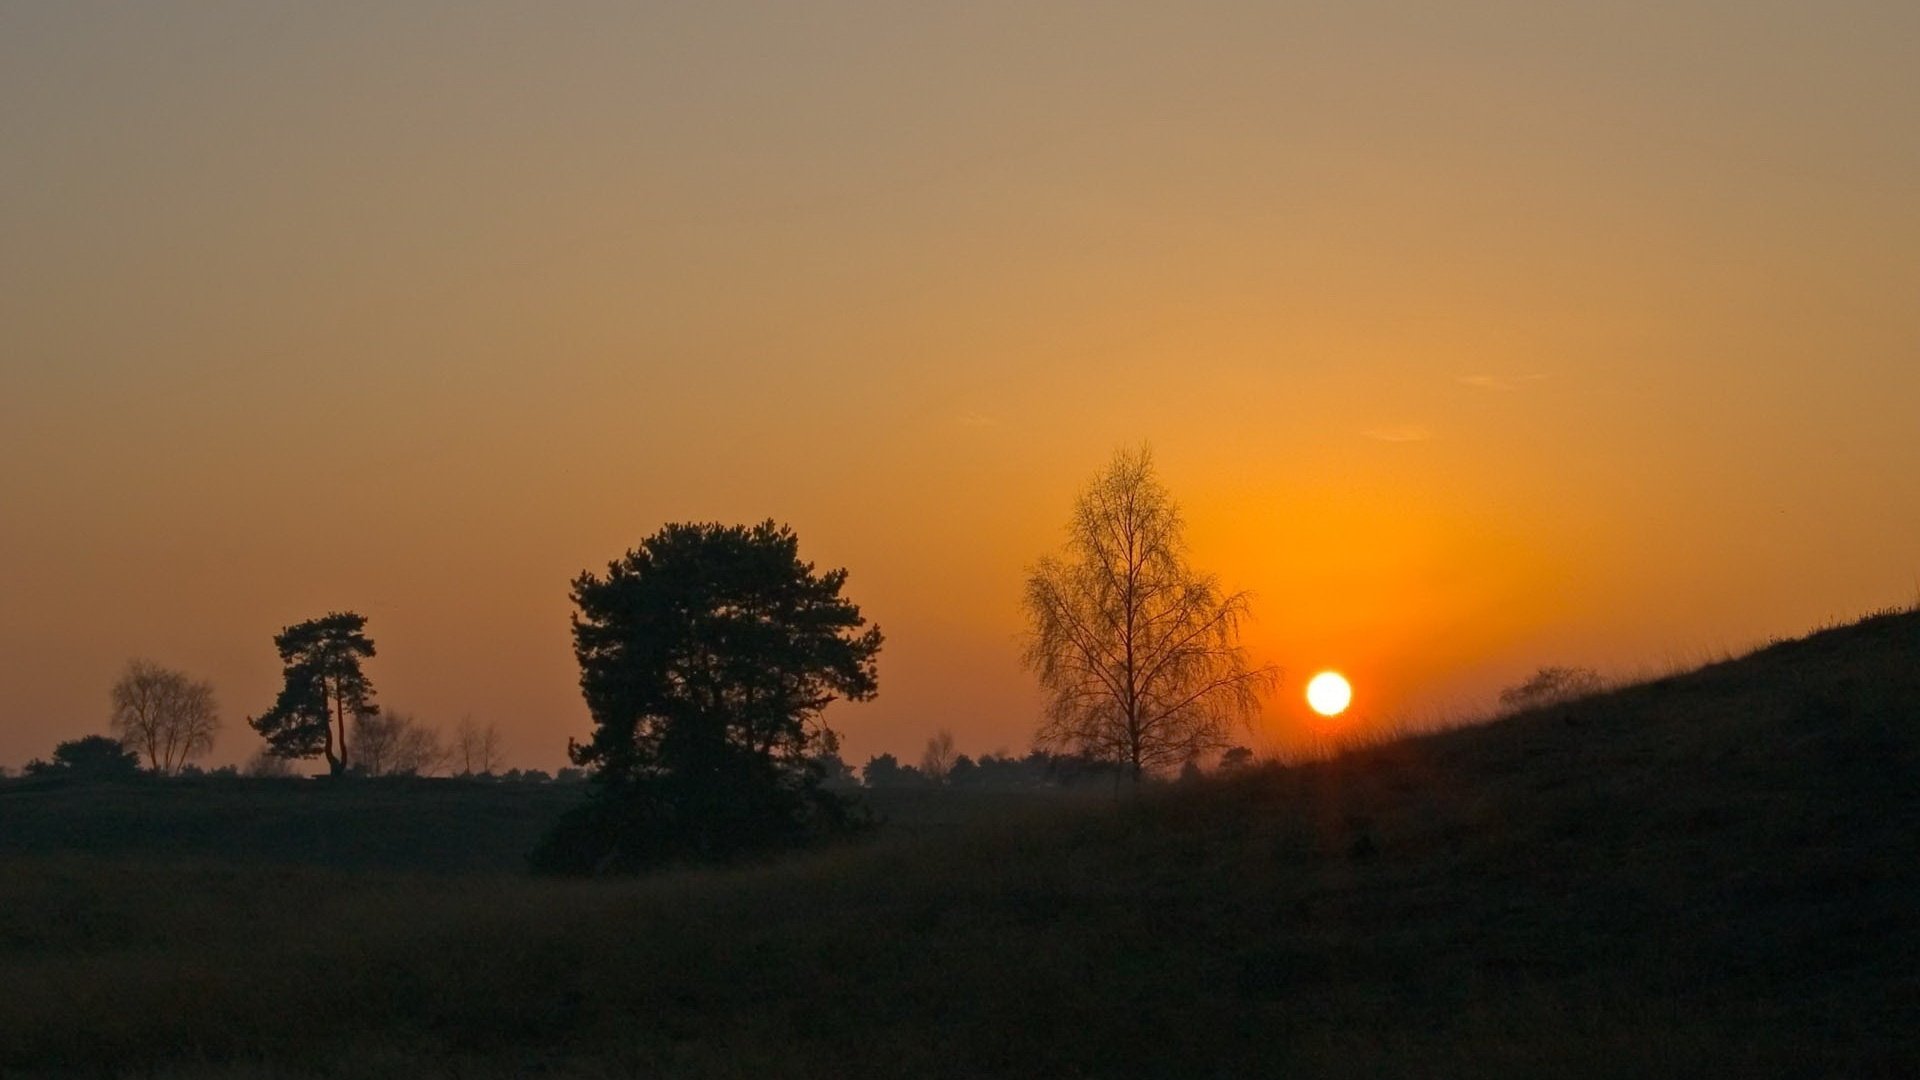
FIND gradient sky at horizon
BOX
[4,2,1917,771]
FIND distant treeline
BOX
[2,740,1131,791]
[835,748,1130,790]
[0,736,590,785]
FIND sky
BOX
[3,2,1917,772]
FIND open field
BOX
[0,774,1106,874]
[2,610,1916,1077]
[0,777,585,875]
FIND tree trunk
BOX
[334,682,349,775]
[325,680,346,776]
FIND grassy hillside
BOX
[2,609,1916,1078]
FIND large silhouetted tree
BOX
[249,612,378,777]
[1025,446,1278,780]
[109,660,220,774]
[532,521,882,874]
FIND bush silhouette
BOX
[24,735,143,779]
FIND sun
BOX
[1306,671,1352,717]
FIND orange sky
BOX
[3,3,1917,770]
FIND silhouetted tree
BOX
[109,660,220,774]
[454,715,503,776]
[861,752,935,788]
[920,728,957,783]
[532,521,882,874]
[1219,745,1254,771]
[249,612,378,776]
[24,735,142,779]
[861,752,905,786]
[350,709,447,777]
[1500,666,1604,711]
[946,753,979,786]
[1025,447,1278,780]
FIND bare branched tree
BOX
[920,728,957,784]
[109,660,220,775]
[455,715,503,776]
[1024,447,1278,780]
[350,709,449,777]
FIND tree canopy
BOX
[1024,446,1277,779]
[534,521,881,873]
[109,660,220,774]
[349,709,447,777]
[248,612,379,776]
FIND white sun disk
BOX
[1306,671,1352,717]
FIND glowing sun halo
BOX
[1306,672,1353,717]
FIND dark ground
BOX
[1,609,1915,1077]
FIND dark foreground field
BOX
[3,611,1917,1078]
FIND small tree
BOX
[454,715,503,776]
[351,709,448,777]
[108,660,220,775]
[533,521,882,874]
[249,612,378,776]
[1500,666,1605,712]
[920,728,957,784]
[1024,447,1278,780]
[24,735,143,779]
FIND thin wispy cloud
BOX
[1362,424,1434,443]
[1458,373,1550,391]
[956,411,1000,428]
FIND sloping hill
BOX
[1,610,1915,1078]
